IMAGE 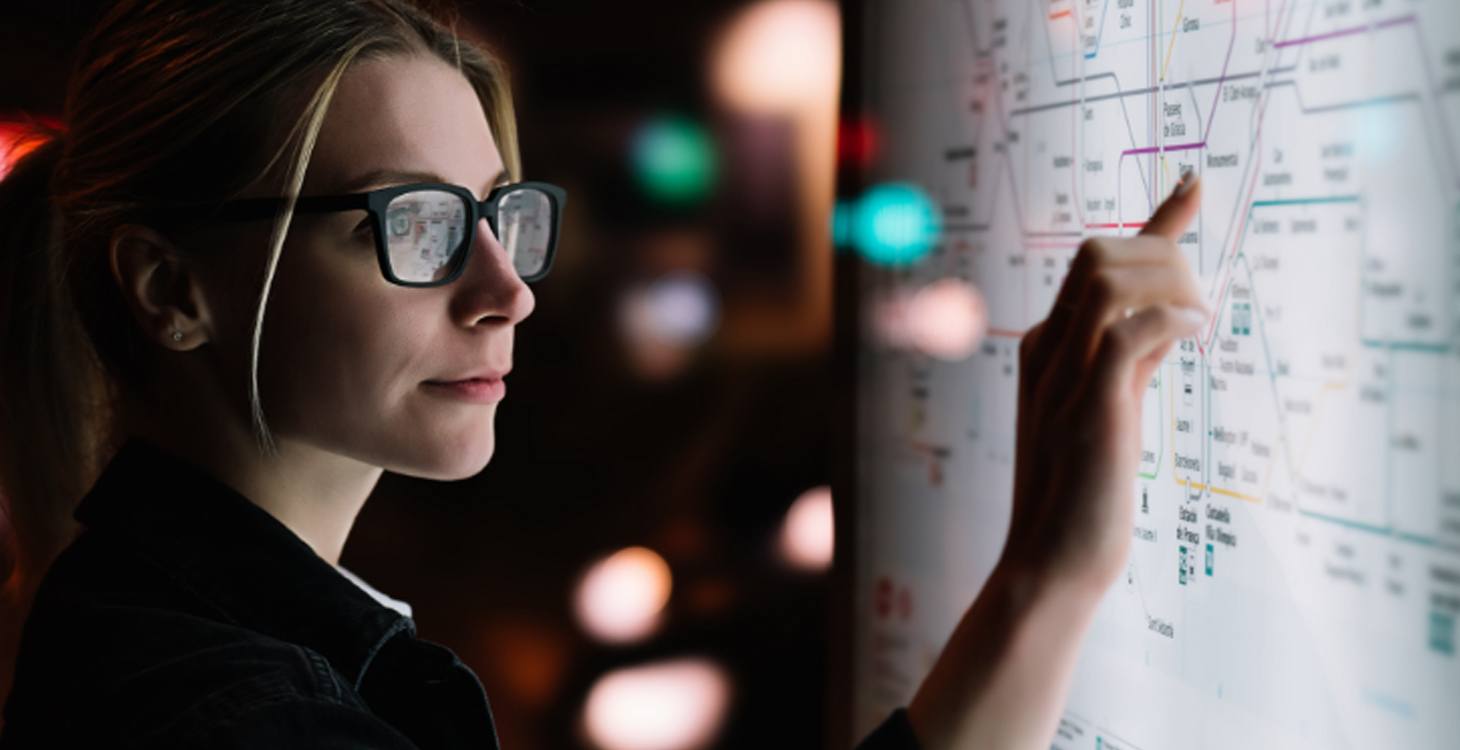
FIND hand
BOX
[1002,173,1209,594]
[904,175,1209,750]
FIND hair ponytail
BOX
[0,128,120,709]
[0,129,118,608]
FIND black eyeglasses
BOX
[203,181,566,287]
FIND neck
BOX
[123,389,383,566]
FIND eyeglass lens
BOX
[383,186,554,284]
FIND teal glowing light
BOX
[831,199,856,251]
[850,182,941,266]
[631,115,717,205]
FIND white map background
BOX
[851,1,1460,747]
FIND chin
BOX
[443,439,497,480]
[397,429,497,481]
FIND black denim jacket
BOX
[0,437,500,748]
[0,437,920,748]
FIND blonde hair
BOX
[0,0,519,620]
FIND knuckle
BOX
[1077,237,1108,265]
[1103,323,1134,358]
[1144,235,1177,258]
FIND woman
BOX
[0,0,1210,747]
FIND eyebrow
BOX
[339,167,510,198]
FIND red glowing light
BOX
[836,118,880,170]
[0,117,63,182]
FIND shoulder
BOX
[10,529,277,693]
[6,604,409,747]
[2,536,408,746]
[146,697,420,748]
[5,645,417,747]
[125,648,419,749]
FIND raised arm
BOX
[901,175,1208,750]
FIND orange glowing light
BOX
[573,546,673,644]
[582,658,732,750]
[778,485,834,572]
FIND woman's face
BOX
[222,53,535,480]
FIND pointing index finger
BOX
[1139,169,1201,242]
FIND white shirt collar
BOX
[333,563,414,619]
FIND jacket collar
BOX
[72,436,414,691]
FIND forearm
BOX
[904,560,1105,750]
[896,173,1203,750]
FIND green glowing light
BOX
[631,115,717,205]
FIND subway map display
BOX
[851,0,1460,747]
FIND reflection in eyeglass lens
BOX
[499,188,552,277]
[385,189,466,282]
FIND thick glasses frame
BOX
[207,181,567,287]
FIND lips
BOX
[421,376,507,403]
[425,369,510,385]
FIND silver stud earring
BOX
[171,330,183,342]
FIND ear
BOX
[107,224,214,351]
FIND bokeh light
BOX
[905,278,987,360]
[836,117,879,170]
[0,124,50,182]
[831,198,856,249]
[867,288,915,350]
[710,0,841,116]
[574,546,673,644]
[778,485,834,572]
[631,115,718,205]
[582,657,732,750]
[617,270,722,381]
[850,182,942,266]
[618,271,721,347]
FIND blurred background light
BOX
[851,182,942,266]
[868,289,914,350]
[0,124,50,182]
[582,657,732,750]
[710,0,841,116]
[616,269,722,381]
[835,117,879,170]
[831,199,856,250]
[618,271,721,348]
[778,485,833,572]
[631,115,718,206]
[574,546,673,644]
[905,278,987,361]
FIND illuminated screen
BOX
[850,1,1460,747]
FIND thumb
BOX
[1139,170,1201,241]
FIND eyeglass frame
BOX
[197,180,567,287]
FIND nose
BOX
[450,216,535,326]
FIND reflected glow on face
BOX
[252,53,534,480]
